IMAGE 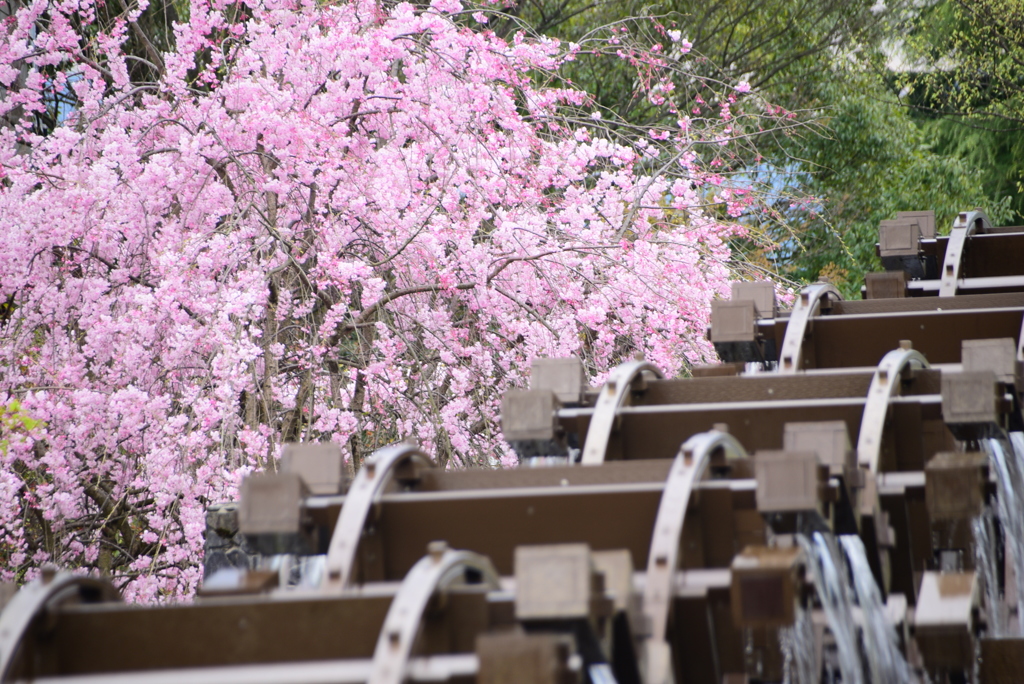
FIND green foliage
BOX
[895,0,1024,221]
[897,0,1024,125]
[917,119,1024,222]
[774,72,1009,296]
[0,400,44,584]
[0,400,42,456]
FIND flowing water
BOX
[799,532,864,684]
[839,535,911,684]
[259,553,327,587]
[779,603,816,684]
[973,508,1006,638]
[984,435,1024,634]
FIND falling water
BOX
[839,535,911,684]
[259,554,327,588]
[973,509,1006,638]
[779,603,816,684]
[799,532,864,684]
[984,435,1024,633]
[294,554,327,587]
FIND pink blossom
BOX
[430,0,462,13]
[0,0,780,600]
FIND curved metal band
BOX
[367,547,501,684]
[777,283,842,374]
[939,209,990,297]
[324,443,434,590]
[852,348,927,598]
[641,430,748,682]
[580,360,665,465]
[1018,313,1024,362]
[0,572,120,681]
[856,348,930,474]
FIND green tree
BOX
[895,0,1024,221]
[898,0,1024,126]
[774,72,1009,296]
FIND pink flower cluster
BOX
[0,0,760,599]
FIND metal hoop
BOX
[324,443,435,590]
[367,545,500,684]
[939,209,991,297]
[580,360,665,465]
[0,572,120,682]
[640,430,748,683]
[1016,312,1024,362]
[856,348,930,474]
[777,283,842,374]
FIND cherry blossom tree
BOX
[0,0,786,599]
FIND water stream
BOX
[984,435,1024,634]
[795,532,917,683]
[779,603,816,684]
[973,508,1006,638]
[799,532,864,684]
[839,535,911,684]
[259,553,327,588]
